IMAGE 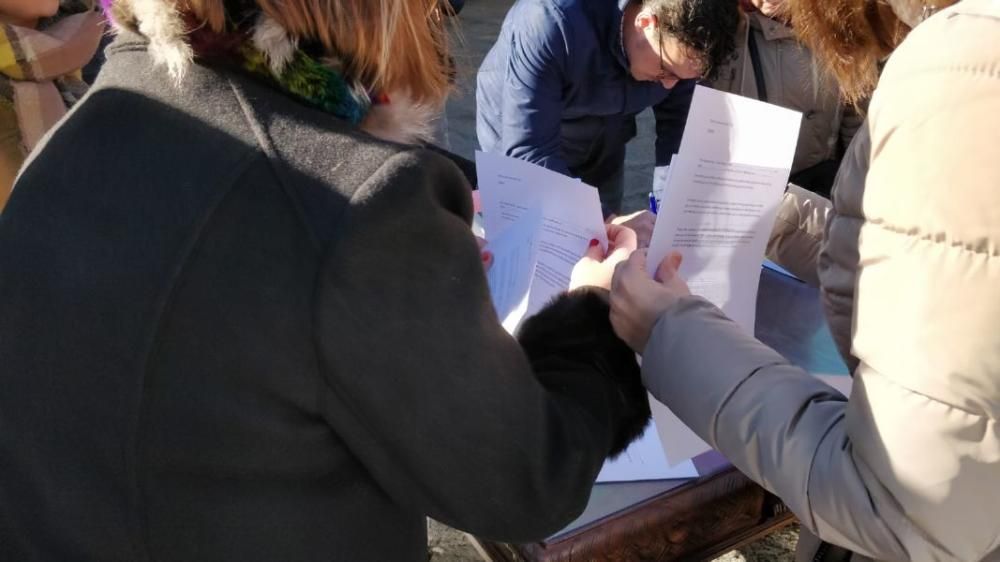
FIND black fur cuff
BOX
[517,288,650,459]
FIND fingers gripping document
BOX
[483,206,543,333]
[646,86,803,465]
[476,152,607,332]
[476,152,697,482]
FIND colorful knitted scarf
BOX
[185,14,378,126]
[0,5,104,152]
[102,1,436,143]
[238,43,373,125]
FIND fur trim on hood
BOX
[107,0,437,145]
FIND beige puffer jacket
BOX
[706,11,862,175]
[644,1,1000,559]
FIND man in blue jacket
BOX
[477,0,738,216]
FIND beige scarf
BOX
[0,9,104,153]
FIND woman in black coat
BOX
[0,1,649,560]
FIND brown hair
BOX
[790,0,906,106]
[114,0,453,106]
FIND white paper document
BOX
[648,85,801,331]
[646,86,803,465]
[476,152,607,333]
[597,411,699,483]
[484,207,543,332]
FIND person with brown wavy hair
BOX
[790,0,906,107]
[610,0,1000,560]
[0,1,656,560]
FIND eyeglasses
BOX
[653,28,679,83]
[654,27,706,83]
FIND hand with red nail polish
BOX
[568,223,638,291]
[475,236,494,272]
[609,210,655,248]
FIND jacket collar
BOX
[750,12,796,41]
[610,0,632,71]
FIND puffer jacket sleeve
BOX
[644,4,1000,560]
[837,98,866,156]
[312,148,650,543]
[817,124,868,372]
[642,297,918,560]
[643,296,998,561]
[765,184,830,287]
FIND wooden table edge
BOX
[471,468,797,561]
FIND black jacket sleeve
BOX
[653,79,696,167]
[313,148,648,542]
[517,288,649,458]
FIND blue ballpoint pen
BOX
[648,191,658,215]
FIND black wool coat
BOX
[0,36,649,562]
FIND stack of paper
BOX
[476,153,698,483]
[475,152,607,333]
[646,85,803,466]
[476,86,809,477]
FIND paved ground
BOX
[429,1,800,559]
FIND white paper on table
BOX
[476,152,608,331]
[648,399,712,467]
[484,207,543,333]
[646,86,803,465]
[598,408,699,482]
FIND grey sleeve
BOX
[641,297,950,561]
[766,184,831,286]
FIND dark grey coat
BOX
[0,37,648,561]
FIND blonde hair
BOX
[111,0,453,107]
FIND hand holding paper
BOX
[484,207,543,332]
[646,85,801,332]
[570,224,638,291]
[610,210,656,248]
[476,151,608,334]
[636,85,804,466]
[609,249,689,353]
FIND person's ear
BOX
[634,10,658,33]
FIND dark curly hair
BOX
[643,0,739,81]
